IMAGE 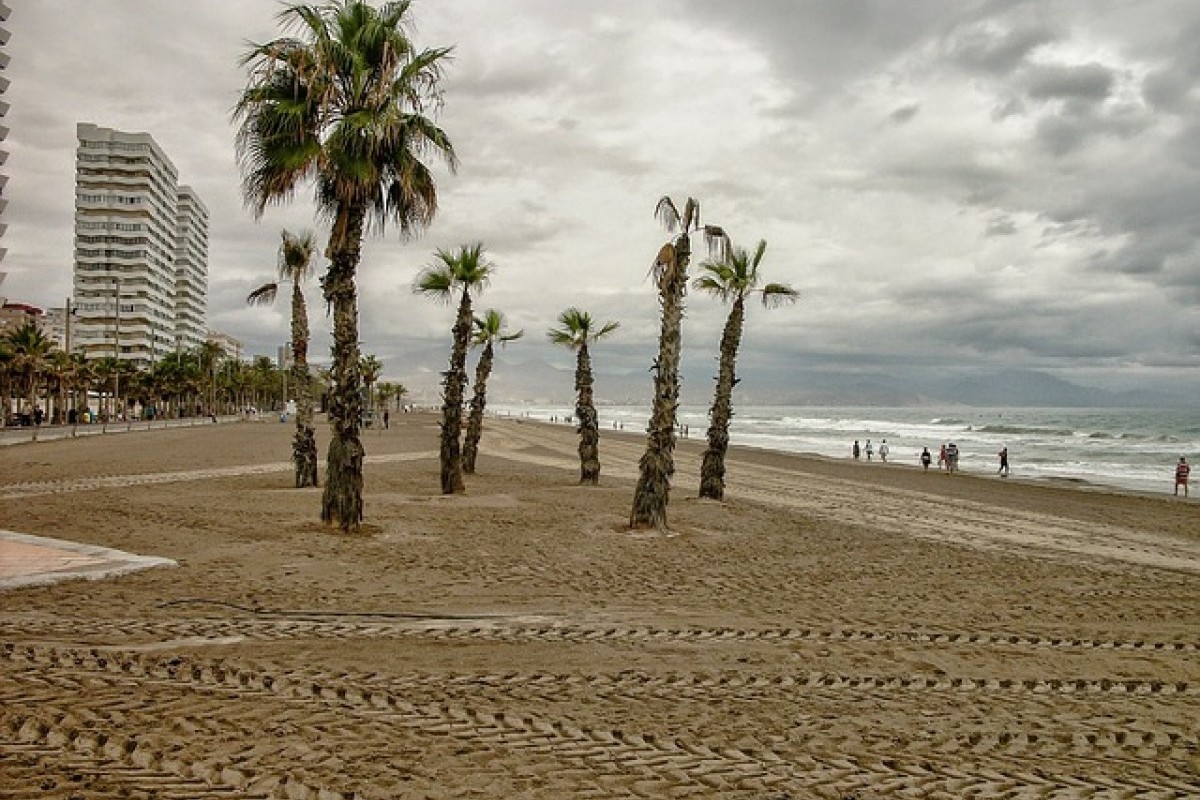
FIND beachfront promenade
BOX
[0,414,243,447]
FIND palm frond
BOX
[760,283,800,309]
[682,197,699,231]
[594,321,620,340]
[414,266,454,300]
[702,225,730,260]
[654,196,680,232]
[247,282,281,306]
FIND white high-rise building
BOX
[174,185,209,352]
[73,123,208,368]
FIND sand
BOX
[1,411,1197,799]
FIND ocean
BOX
[489,404,1200,496]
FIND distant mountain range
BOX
[394,356,1191,409]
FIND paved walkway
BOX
[0,530,175,590]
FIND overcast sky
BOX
[3,0,1198,400]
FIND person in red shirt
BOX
[1175,457,1190,498]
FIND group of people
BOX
[853,440,1191,496]
[851,438,890,462]
[919,442,966,474]
[856,440,1012,477]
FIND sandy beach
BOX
[1,411,1197,798]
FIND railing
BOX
[0,415,242,447]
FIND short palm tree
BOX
[694,239,798,500]
[463,309,523,473]
[248,229,321,487]
[234,0,457,530]
[359,354,382,420]
[548,308,619,484]
[415,243,492,494]
[630,197,728,529]
[5,322,54,433]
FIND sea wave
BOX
[976,424,1077,437]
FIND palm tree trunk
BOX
[576,343,601,484]
[630,234,690,529]
[699,296,745,500]
[26,370,39,441]
[462,340,494,474]
[321,204,367,530]
[439,291,472,493]
[292,280,319,488]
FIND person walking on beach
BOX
[938,443,948,471]
[997,446,1009,477]
[879,439,889,462]
[920,447,932,471]
[1175,457,1190,497]
[946,442,960,474]
[383,409,390,430]
[852,440,861,460]
[865,439,874,461]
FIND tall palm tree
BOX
[415,243,492,494]
[234,0,457,531]
[248,229,321,487]
[44,350,76,425]
[694,239,798,500]
[548,308,619,485]
[629,197,728,530]
[463,309,523,473]
[196,340,225,414]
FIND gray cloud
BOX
[1,0,1196,402]
[1025,63,1115,102]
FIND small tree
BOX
[548,308,619,484]
[693,239,797,500]
[463,309,523,473]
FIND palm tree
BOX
[0,341,13,427]
[548,308,619,484]
[5,322,54,433]
[234,0,457,531]
[630,197,728,530]
[359,354,382,421]
[44,350,76,425]
[463,309,523,473]
[415,243,492,494]
[248,229,321,487]
[196,340,226,414]
[375,381,396,415]
[693,239,798,500]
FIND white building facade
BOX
[73,123,208,368]
[174,185,209,352]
